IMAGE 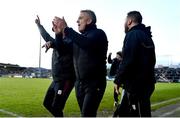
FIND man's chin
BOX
[78,28,83,33]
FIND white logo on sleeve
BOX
[57,90,62,95]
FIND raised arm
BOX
[107,53,113,64]
[35,15,55,42]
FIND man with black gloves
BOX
[35,16,75,117]
[114,11,156,117]
[52,10,108,117]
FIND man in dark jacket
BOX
[108,51,122,77]
[35,16,75,117]
[114,11,156,117]
[53,10,108,117]
[107,51,122,107]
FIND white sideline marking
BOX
[161,106,180,117]
[0,109,22,117]
[151,97,180,107]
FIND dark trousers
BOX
[75,79,106,117]
[113,85,155,117]
[43,80,74,117]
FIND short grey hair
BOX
[81,10,97,24]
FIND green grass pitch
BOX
[0,78,180,117]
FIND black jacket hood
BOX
[129,24,152,38]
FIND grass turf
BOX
[0,78,180,117]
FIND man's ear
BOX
[127,19,132,26]
[87,18,93,25]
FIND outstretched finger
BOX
[45,48,49,53]
[37,15,40,20]
[42,44,45,48]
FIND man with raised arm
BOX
[35,16,75,117]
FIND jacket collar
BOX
[82,24,97,34]
[128,24,145,32]
[128,24,152,38]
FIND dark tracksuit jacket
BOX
[108,54,121,103]
[114,24,156,94]
[36,24,75,117]
[37,24,75,81]
[114,24,156,117]
[64,24,108,116]
[108,54,121,77]
[64,25,108,80]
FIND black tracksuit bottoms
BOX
[113,85,155,117]
[43,79,74,117]
[75,78,106,117]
